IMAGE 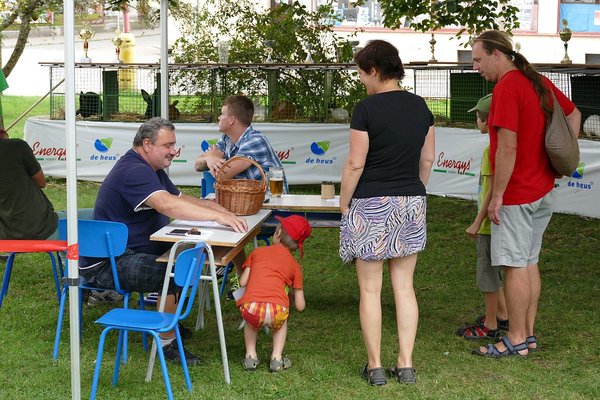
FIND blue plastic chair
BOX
[90,243,207,400]
[217,263,234,296]
[201,170,216,198]
[53,219,146,362]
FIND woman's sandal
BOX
[526,335,538,353]
[361,363,388,386]
[243,356,260,371]
[472,335,528,358]
[390,366,417,384]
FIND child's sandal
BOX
[243,356,260,371]
[269,357,292,372]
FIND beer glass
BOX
[268,167,284,198]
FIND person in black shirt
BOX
[339,40,435,386]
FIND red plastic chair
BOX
[0,240,68,308]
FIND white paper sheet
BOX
[171,220,229,229]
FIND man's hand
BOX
[205,145,225,176]
[216,212,248,233]
[488,196,503,225]
[206,156,225,177]
[197,145,225,175]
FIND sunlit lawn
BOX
[1,179,598,399]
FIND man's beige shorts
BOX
[491,191,555,268]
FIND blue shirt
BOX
[93,149,180,255]
[217,125,288,193]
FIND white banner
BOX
[24,118,348,186]
[25,118,600,219]
[425,127,600,219]
[427,127,487,199]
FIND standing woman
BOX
[339,40,435,386]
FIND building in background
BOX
[309,0,600,64]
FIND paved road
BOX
[2,27,166,96]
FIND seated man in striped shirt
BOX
[195,95,288,193]
[195,95,288,276]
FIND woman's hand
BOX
[340,204,350,215]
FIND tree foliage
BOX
[169,0,365,120]
[105,0,191,28]
[377,0,520,44]
[0,1,190,77]
[0,0,64,77]
[172,0,355,65]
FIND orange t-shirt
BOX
[236,243,303,308]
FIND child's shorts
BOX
[476,234,503,292]
[239,302,289,330]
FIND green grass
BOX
[1,182,599,399]
[1,95,51,139]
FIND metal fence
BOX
[407,64,600,135]
[43,62,600,135]
[43,62,362,123]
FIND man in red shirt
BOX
[470,30,580,357]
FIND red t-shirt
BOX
[488,70,575,205]
[236,243,303,308]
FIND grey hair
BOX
[133,117,175,146]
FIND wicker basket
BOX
[214,156,267,215]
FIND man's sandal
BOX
[390,366,417,384]
[472,335,528,358]
[361,363,388,386]
[526,335,538,352]
[243,356,260,371]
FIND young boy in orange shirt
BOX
[236,215,311,372]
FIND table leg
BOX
[205,244,231,384]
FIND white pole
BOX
[160,0,169,119]
[145,4,171,383]
[64,1,81,399]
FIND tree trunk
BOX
[1,0,40,77]
[3,17,33,78]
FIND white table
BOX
[145,209,271,384]
[259,194,341,230]
[205,193,341,213]
[263,194,340,212]
[151,209,272,265]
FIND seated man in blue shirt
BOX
[83,117,247,365]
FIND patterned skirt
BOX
[339,196,427,263]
